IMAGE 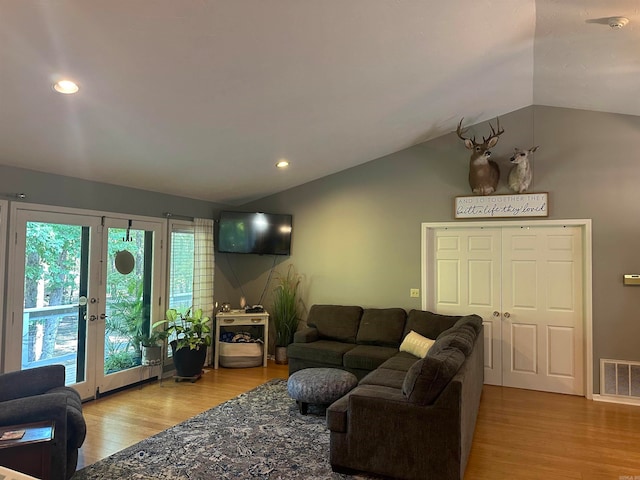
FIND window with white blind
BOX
[168,221,194,312]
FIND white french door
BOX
[424,221,590,396]
[431,227,503,384]
[5,204,164,399]
[99,217,165,395]
[501,226,584,393]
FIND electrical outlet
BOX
[410,288,420,298]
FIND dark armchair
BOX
[0,365,86,480]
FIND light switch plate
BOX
[623,274,640,285]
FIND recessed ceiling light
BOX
[276,160,289,168]
[608,17,629,29]
[53,79,79,94]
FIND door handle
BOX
[493,311,500,317]
[100,313,108,320]
[503,312,511,318]
[89,315,97,322]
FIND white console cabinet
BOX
[214,310,269,369]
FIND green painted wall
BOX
[0,164,223,218]
[3,105,639,393]
[229,105,640,393]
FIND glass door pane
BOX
[169,226,194,311]
[97,218,163,395]
[103,226,151,376]
[22,222,90,386]
[9,210,102,401]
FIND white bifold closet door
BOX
[431,225,584,395]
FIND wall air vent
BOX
[600,359,640,402]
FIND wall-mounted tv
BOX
[217,211,293,255]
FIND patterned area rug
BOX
[73,379,370,480]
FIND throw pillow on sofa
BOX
[399,330,435,358]
[401,346,465,405]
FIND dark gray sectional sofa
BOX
[287,304,484,480]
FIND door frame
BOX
[97,216,166,395]
[0,200,7,373]
[421,219,593,399]
[4,202,167,398]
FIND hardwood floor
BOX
[467,386,640,480]
[78,361,289,469]
[78,363,640,479]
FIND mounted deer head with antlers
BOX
[456,118,504,195]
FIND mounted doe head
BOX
[456,117,504,195]
[508,146,539,194]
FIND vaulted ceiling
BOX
[1,1,638,205]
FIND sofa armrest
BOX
[0,393,73,480]
[293,326,319,343]
[0,392,69,428]
[335,388,462,479]
[0,366,65,402]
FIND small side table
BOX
[214,310,269,369]
[0,421,55,480]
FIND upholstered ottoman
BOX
[287,368,358,415]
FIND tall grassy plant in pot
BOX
[271,265,301,364]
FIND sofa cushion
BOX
[343,345,398,371]
[359,367,407,389]
[399,330,436,358]
[403,310,461,340]
[402,346,465,405]
[287,340,356,366]
[307,305,363,343]
[435,324,477,356]
[438,314,484,337]
[293,326,319,343]
[356,308,407,348]
[459,314,483,333]
[379,352,421,372]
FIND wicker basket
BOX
[218,342,263,368]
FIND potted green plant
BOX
[271,265,301,364]
[139,330,168,366]
[152,307,212,378]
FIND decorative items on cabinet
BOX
[214,311,269,369]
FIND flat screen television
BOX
[217,211,293,255]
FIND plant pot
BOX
[141,345,162,366]
[170,340,207,377]
[275,346,288,365]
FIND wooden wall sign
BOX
[454,193,548,219]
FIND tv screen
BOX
[217,211,293,255]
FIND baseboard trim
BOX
[592,394,640,407]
